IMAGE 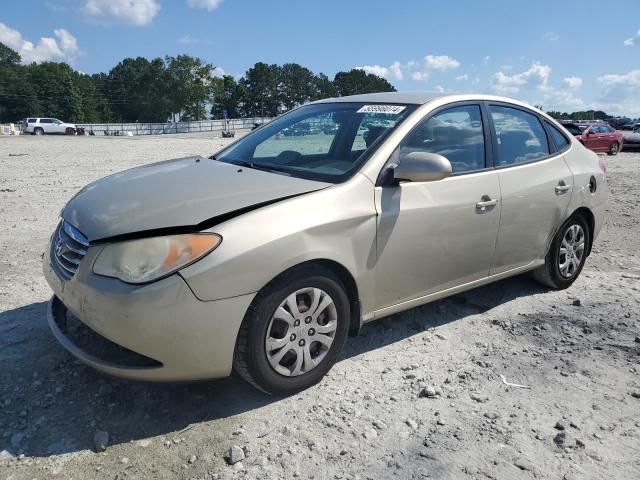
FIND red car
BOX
[562,122,624,155]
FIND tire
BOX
[233,264,350,395]
[533,214,591,289]
[65,128,76,136]
[33,128,44,136]
[608,141,619,156]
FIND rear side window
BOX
[40,119,52,124]
[546,122,570,151]
[27,118,36,123]
[489,105,550,166]
[400,104,485,174]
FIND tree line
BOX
[0,42,395,124]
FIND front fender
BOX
[179,174,378,315]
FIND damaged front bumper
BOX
[43,240,255,382]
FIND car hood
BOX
[62,156,330,242]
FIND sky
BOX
[1,0,640,116]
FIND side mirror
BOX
[392,151,452,183]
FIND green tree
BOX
[240,62,280,117]
[210,75,244,119]
[333,69,396,96]
[311,73,336,100]
[165,55,215,121]
[278,63,315,110]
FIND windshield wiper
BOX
[232,161,293,176]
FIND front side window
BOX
[40,119,52,124]
[399,105,486,173]
[489,105,550,166]
[546,122,570,151]
[217,103,416,182]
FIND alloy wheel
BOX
[558,224,585,278]
[265,287,338,377]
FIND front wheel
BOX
[33,128,44,136]
[608,141,619,156]
[533,215,590,289]
[65,128,76,135]
[233,265,350,395]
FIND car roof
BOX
[311,91,539,106]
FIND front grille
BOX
[51,220,89,280]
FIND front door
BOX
[488,104,573,274]
[374,104,501,310]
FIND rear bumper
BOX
[43,245,255,382]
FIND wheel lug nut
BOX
[294,319,300,326]
[298,339,305,347]
[308,328,315,336]
[290,334,296,341]
[305,316,312,324]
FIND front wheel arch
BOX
[255,259,362,337]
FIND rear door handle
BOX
[476,198,498,211]
[555,182,571,194]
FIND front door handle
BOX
[476,197,498,212]
[555,181,571,195]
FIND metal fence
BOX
[77,117,272,136]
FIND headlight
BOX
[93,233,221,284]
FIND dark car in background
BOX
[561,121,624,155]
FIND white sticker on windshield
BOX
[357,105,406,114]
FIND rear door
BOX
[488,104,573,274]
[39,118,53,133]
[374,103,501,309]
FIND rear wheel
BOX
[608,141,619,156]
[533,214,590,289]
[233,265,350,395]
[33,127,44,136]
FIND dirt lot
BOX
[0,133,639,480]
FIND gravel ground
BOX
[0,133,639,480]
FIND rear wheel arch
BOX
[570,207,595,256]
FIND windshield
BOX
[214,102,417,182]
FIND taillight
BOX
[598,156,607,174]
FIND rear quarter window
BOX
[546,122,570,151]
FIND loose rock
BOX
[420,386,437,398]
[227,445,245,465]
[470,393,489,403]
[93,430,109,453]
[554,431,576,449]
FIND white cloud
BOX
[212,66,225,77]
[543,32,559,41]
[0,22,79,64]
[389,61,403,81]
[433,85,445,93]
[424,55,460,71]
[563,76,583,89]
[624,29,640,46]
[411,54,460,82]
[490,62,551,94]
[597,69,640,115]
[178,35,198,44]
[84,0,160,26]
[482,55,491,65]
[455,74,468,81]
[187,0,224,11]
[357,60,403,81]
[357,54,459,83]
